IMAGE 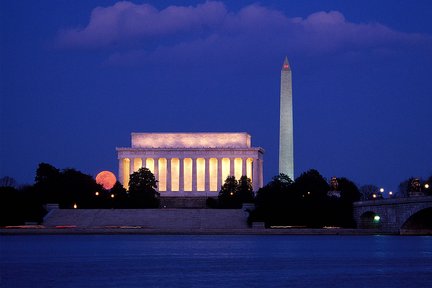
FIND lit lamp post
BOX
[379,188,384,199]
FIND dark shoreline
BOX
[2,227,430,236]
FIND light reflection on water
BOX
[1,235,432,287]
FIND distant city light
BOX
[373,215,380,222]
[230,192,234,196]
[379,188,384,193]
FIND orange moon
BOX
[96,171,117,190]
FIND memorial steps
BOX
[43,208,250,230]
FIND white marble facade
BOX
[116,133,264,197]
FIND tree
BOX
[218,176,240,208]
[338,177,361,203]
[253,173,296,226]
[237,176,254,203]
[327,177,360,228]
[292,169,329,201]
[59,168,103,208]
[34,163,61,203]
[128,168,160,208]
[110,181,128,208]
[359,184,379,200]
[398,177,415,198]
[0,176,17,188]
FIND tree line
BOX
[1,162,430,227]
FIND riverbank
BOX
[0,227,410,235]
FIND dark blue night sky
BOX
[1,1,431,192]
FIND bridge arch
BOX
[353,196,432,233]
[358,211,383,229]
[400,207,432,231]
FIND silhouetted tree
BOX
[128,168,160,208]
[326,177,360,228]
[359,184,379,200]
[218,176,240,208]
[398,177,415,198]
[0,176,17,188]
[291,170,329,227]
[237,176,254,203]
[253,173,296,226]
[0,186,23,225]
[110,181,128,208]
[34,163,61,203]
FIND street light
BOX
[425,184,430,189]
[379,188,384,193]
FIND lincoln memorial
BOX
[116,132,264,197]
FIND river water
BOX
[1,235,431,287]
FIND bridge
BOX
[353,196,432,234]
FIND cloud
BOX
[57,1,431,63]
[57,1,227,48]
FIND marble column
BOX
[217,158,223,190]
[205,158,210,192]
[118,158,124,186]
[252,158,259,191]
[154,158,159,191]
[230,158,235,177]
[129,158,135,174]
[166,158,171,192]
[242,158,247,178]
[179,158,184,193]
[192,158,197,192]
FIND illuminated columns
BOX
[179,158,184,191]
[118,158,124,186]
[129,159,134,175]
[205,158,210,192]
[230,158,235,177]
[242,158,247,178]
[217,158,223,190]
[153,159,159,189]
[116,133,265,195]
[252,158,260,191]
[166,158,171,192]
[192,158,197,191]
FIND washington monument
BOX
[279,56,294,180]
